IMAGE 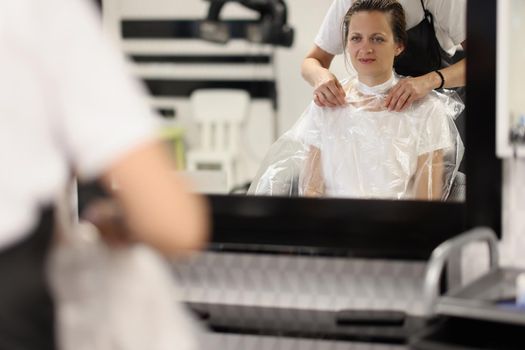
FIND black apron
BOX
[0,208,56,350]
[394,0,445,77]
[394,0,466,170]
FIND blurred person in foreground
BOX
[0,0,209,349]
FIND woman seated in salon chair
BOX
[249,0,464,201]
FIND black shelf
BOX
[187,302,428,344]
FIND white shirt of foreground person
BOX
[0,0,157,250]
[297,74,453,199]
[316,0,466,57]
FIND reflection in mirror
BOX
[106,0,466,201]
[248,78,464,200]
[249,0,466,202]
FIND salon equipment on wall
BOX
[199,0,294,47]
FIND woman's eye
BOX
[350,36,361,42]
[372,37,385,43]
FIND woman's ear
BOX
[395,43,405,56]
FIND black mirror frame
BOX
[206,0,501,260]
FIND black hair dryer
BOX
[199,0,294,47]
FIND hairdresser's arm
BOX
[100,141,209,256]
[300,146,325,197]
[385,41,466,112]
[301,45,347,107]
[415,150,444,201]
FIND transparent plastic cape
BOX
[249,75,464,200]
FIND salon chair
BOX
[447,171,465,202]
[186,89,251,191]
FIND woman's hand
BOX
[302,46,346,108]
[313,70,347,108]
[384,73,440,112]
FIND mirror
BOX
[82,0,500,258]
[104,0,466,202]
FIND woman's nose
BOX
[361,45,373,54]
[360,41,373,51]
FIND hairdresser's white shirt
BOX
[297,74,453,199]
[0,0,157,249]
[315,0,466,56]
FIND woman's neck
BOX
[357,72,394,88]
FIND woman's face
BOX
[346,10,404,86]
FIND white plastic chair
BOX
[186,89,250,191]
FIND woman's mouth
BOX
[358,58,376,64]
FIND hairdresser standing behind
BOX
[0,0,208,349]
[302,0,466,112]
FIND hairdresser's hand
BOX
[313,70,347,108]
[82,199,135,248]
[384,75,435,112]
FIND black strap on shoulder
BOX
[420,0,435,27]
[394,0,443,77]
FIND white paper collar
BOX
[355,73,396,96]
